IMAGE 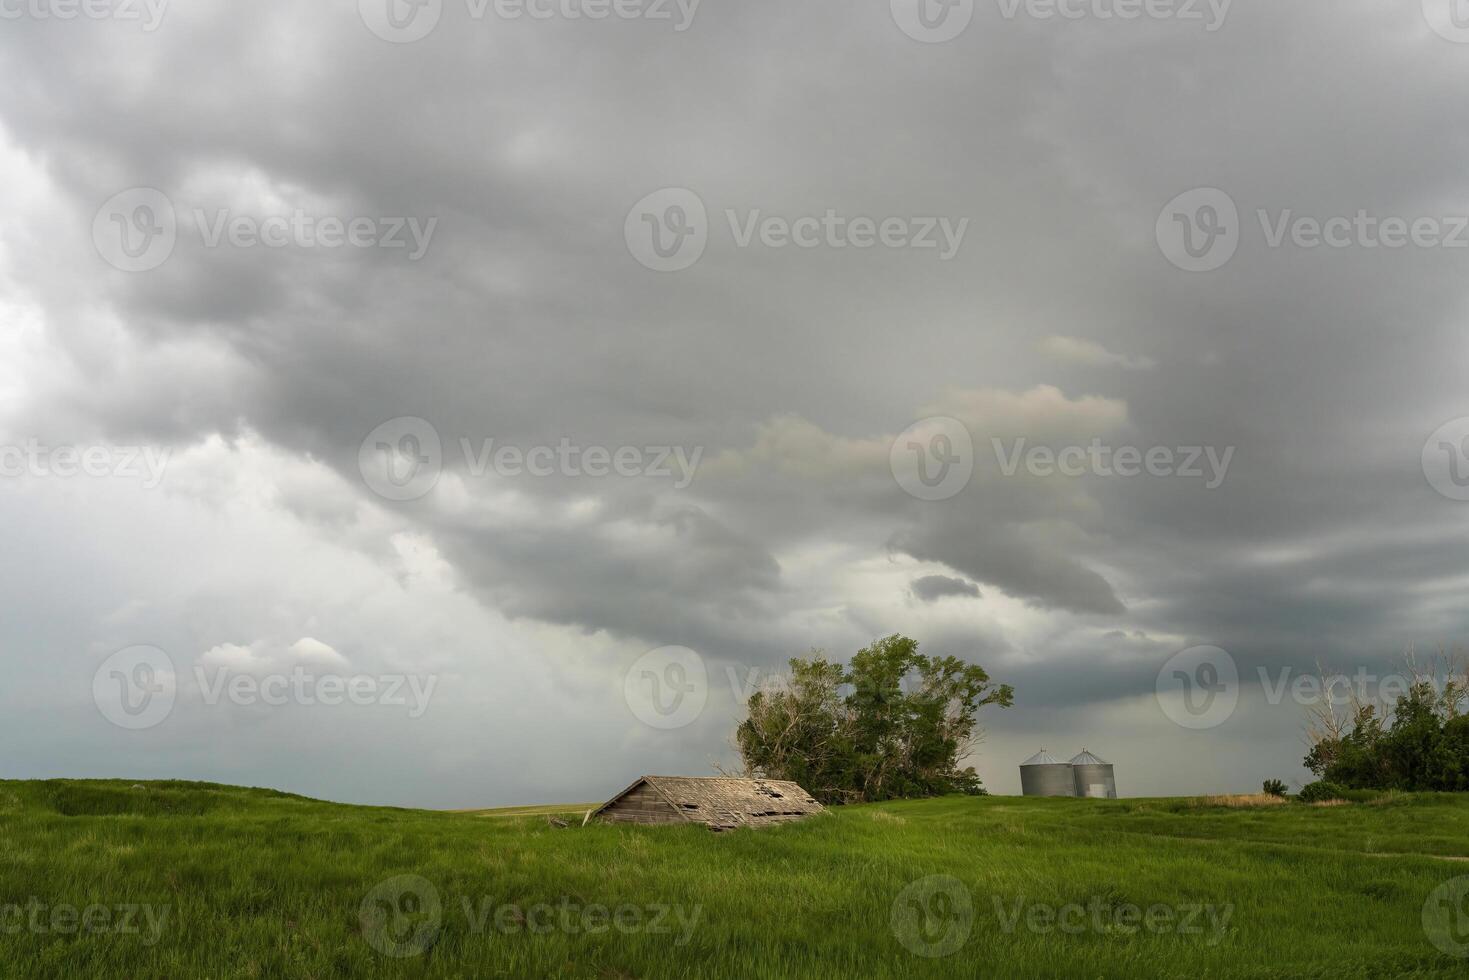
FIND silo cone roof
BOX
[1021,749,1064,766]
[1069,750,1109,765]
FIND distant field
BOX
[1,780,1467,978]
[451,803,598,819]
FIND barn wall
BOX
[598,783,682,825]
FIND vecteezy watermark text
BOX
[358,0,701,43]
[890,876,1231,959]
[623,647,899,732]
[993,438,1235,489]
[93,646,438,731]
[0,440,170,488]
[625,188,969,272]
[1159,187,1469,272]
[0,0,167,29]
[0,900,170,946]
[994,0,1230,29]
[358,417,703,502]
[888,416,1236,502]
[359,875,701,959]
[93,188,438,273]
[1156,644,1469,731]
[460,897,701,943]
[891,0,1230,44]
[992,895,1233,944]
[194,665,437,719]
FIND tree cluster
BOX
[1305,660,1469,791]
[735,635,1013,805]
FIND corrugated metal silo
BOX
[1020,749,1076,797]
[1069,749,1117,799]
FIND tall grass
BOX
[0,780,1465,978]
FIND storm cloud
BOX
[1,0,1467,804]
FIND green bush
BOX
[1299,780,1348,804]
[1263,779,1288,797]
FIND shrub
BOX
[1299,780,1348,804]
[1262,779,1288,797]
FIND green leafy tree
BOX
[736,635,1013,804]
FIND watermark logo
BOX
[359,417,444,502]
[891,875,973,958]
[0,0,168,30]
[1157,188,1239,273]
[891,0,974,43]
[93,646,177,731]
[1425,876,1469,958]
[1156,645,1238,730]
[93,188,177,273]
[359,0,442,41]
[1423,418,1469,502]
[1423,0,1469,43]
[891,417,974,502]
[360,875,443,958]
[625,188,708,272]
[623,646,708,730]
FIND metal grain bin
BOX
[1020,749,1076,797]
[1069,749,1117,799]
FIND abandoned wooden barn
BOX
[584,776,824,831]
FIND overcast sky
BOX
[2,0,1468,807]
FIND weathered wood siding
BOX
[598,782,682,824]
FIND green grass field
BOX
[1,780,1467,978]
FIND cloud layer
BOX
[2,0,1468,804]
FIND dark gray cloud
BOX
[1,0,1467,803]
[911,575,981,603]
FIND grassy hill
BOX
[1,780,1466,978]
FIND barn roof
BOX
[585,775,824,831]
